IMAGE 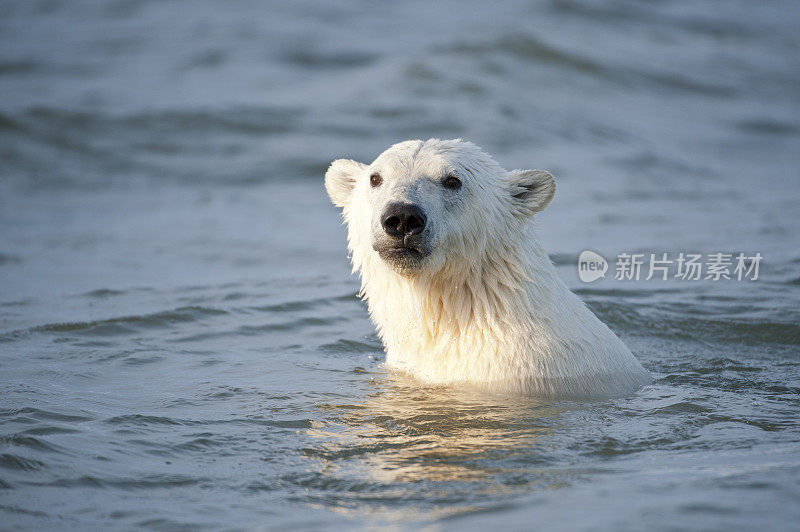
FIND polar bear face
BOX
[325,139,555,276]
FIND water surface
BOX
[1,0,799,529]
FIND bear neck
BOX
[357,226,565,364]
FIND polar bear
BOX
[325,139,651,397]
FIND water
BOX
[1,0,799,529]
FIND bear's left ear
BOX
[507,169,555,216]
[325,159,366,208]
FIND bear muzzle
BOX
[373,202,432,272]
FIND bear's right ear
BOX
[325,159,366,208]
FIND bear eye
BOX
[370,173,382,188]
[442,174,462,190]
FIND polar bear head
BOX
[325,138,555,277]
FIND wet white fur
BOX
[326,139,651,397]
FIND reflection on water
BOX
[303,380,567,518]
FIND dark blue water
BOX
[1,1,799,529]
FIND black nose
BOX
[381,203,427,237]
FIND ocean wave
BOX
[588,300,800,347]
[439,34,737,96]
[0,306,228,342]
